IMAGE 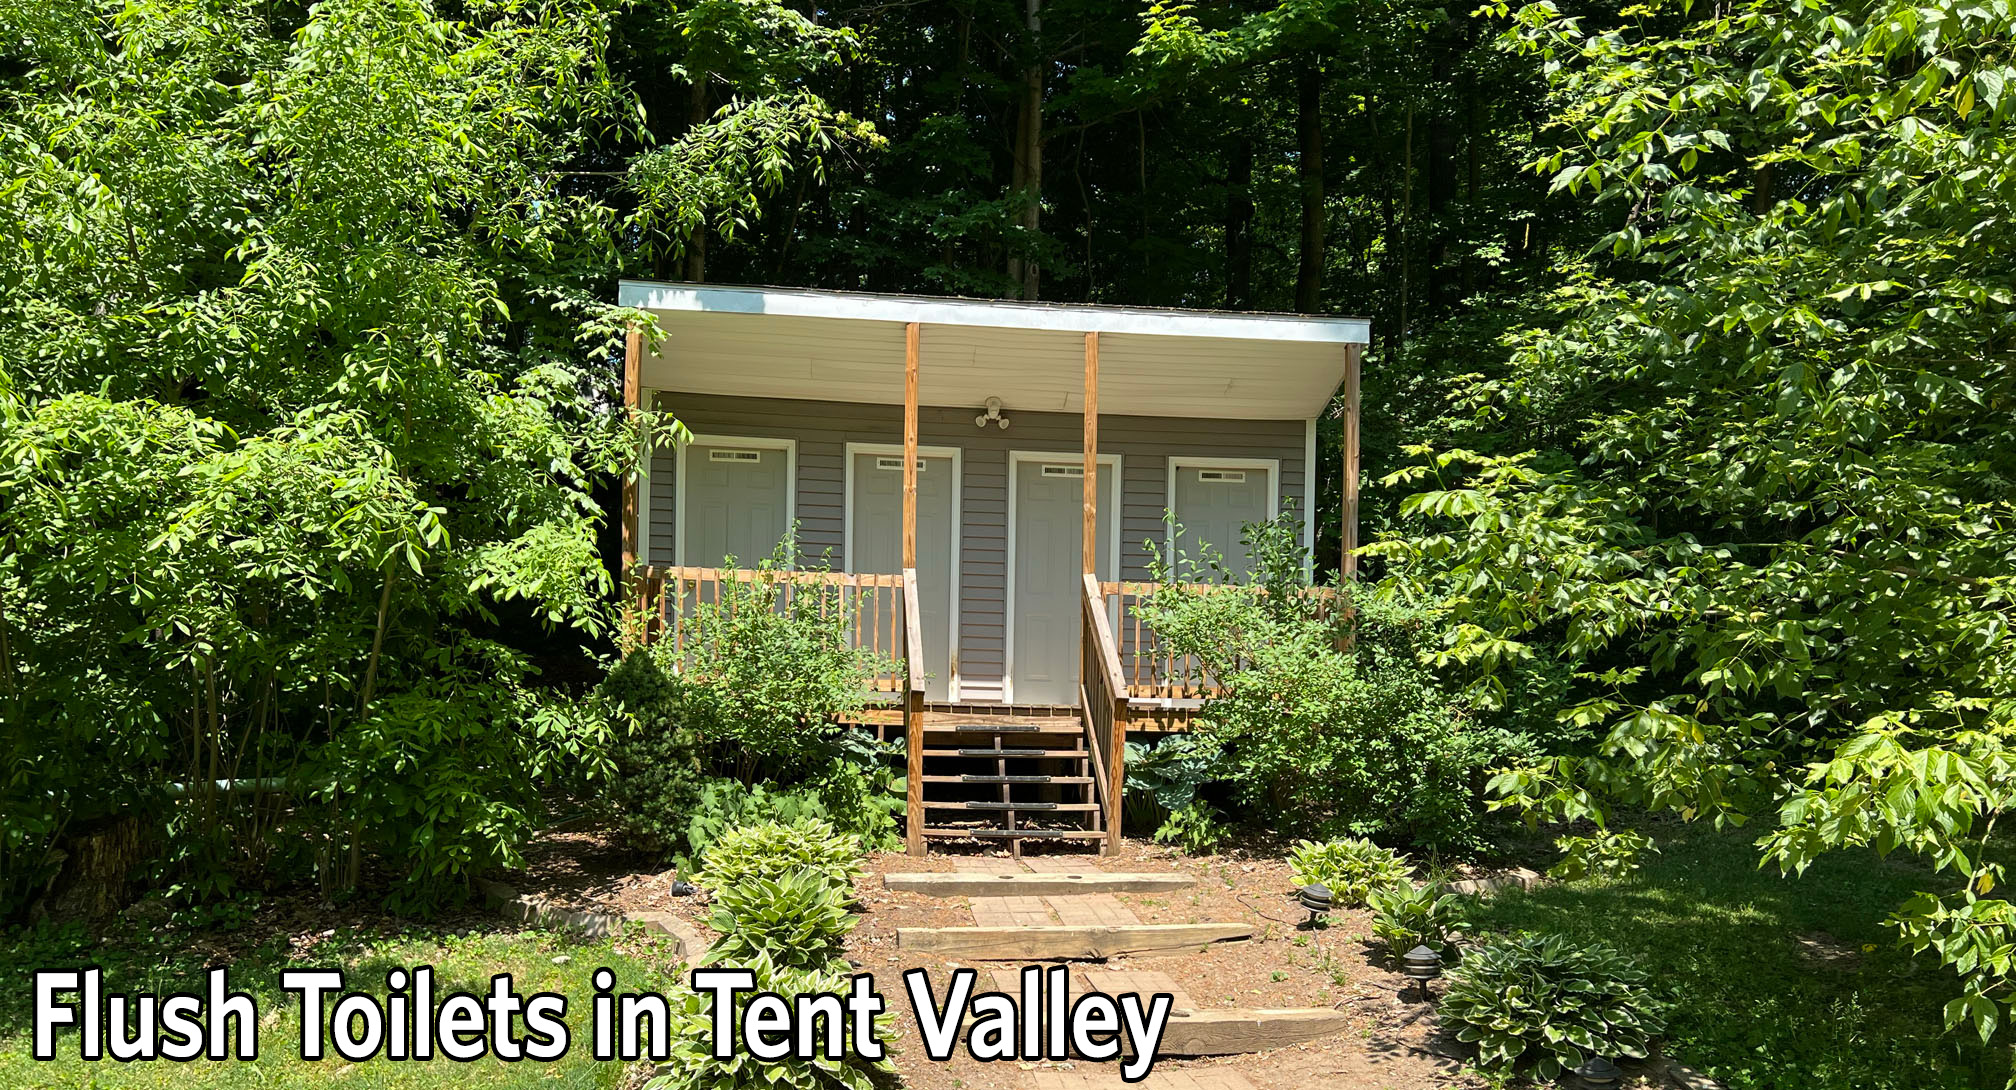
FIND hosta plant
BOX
[704,870,858,972]
[1287,837,1413,905]
[1440,933,1668,1079]
[697,817,863,893]
[1367,881,1468,958]
[647,954,896,1090]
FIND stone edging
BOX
[475,878,705,959]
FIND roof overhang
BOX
[618,281,1370,420]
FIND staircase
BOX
[912,709,1108,853]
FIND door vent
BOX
[875,456,926,472]
[708,449,763,463]
[1196,469,1246,483]
[1041,465,1084,477]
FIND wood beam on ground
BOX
[895,922,1252,960]
[882,872,1196,897]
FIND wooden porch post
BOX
[903,323,920,570]
[1082,332,1099,573]
[1340,341,1362,580]
[1086,331,1123,854]
[903,322,926,856]
[621,323,642,597]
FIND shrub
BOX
[704,871,858,971]
[1122,734,1230,834]
[1366,881,1468,957]
[648,954,896,1090]
[620,541,891,781]
[1135,514,1536,851]
[1287,837,1413,905]
[1151,800,1228,855]
[1440,933,1669,1079]
[697,817,863,893]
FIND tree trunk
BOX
[1006,0,1044,300]
[1294,63,1326,313]
[685,70,710,282]
[1225,133,1254,310]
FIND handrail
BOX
[1081,572,1128,853]
[1099,579,1352,700]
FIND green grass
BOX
[1467,820,2009,1090]
[0,913,685,1089]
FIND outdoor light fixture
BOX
[1569,1057,1623,1089]
[974,396,1011,429]
[1295,882,1333,924]
[1400,944,1443,1000]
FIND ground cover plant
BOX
[0,915,681,1088]
[1287,837,1415,906]
[1366,880,1468,958]
[1440,932,1668,1079]
[1468,821,2011,1089]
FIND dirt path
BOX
[851,840,1485,1090]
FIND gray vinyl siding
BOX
[647,392,1308,690]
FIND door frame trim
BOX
[843,442,964,698]
[674,434,799,567]
[1004,450,1122,706]
[1164,456,1282,570]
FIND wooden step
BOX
[885,872,1196,896]
[897,922,1252,960]
[924,722,1048,733]
[927,746,1086,758]
[921,774,1093,784]
[1156,1008,1356,1055]
[923,800,1100,811]
[1028,1071,1258,1090]
[922,827,1108,840]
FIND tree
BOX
[1375,0,2016,1046]
[0,0,867,912]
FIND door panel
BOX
[1171,464,1273,579]
[851,451,956,702]
[684,442,791,567]
[1011,459,1116,705]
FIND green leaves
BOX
[1440,933,1669,1078]
[1287,837,1415,905]
[1380,0,2016,1056]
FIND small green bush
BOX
[697,817,863,893]
[1152,799,1228,854]
[1287,837,1413,905]
[648,954,896,1090]
[704,871,858,971]
[1441,933,1669,1079]
[1122,734,1230,833]
[1366,881,1467,957]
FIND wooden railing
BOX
[1100,581,1351,702]
[1081,573,1128,853]
[634,566,916,694]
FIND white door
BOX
[851,450,958,702]
[1010,457,1117,705]
[1170,462,1275,579]
[682,440,792,567]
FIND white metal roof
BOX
[618,281,1369,420]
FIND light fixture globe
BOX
[1570,1056,1623,1089]
[1400,944,1443,1001]
[1295,882,1333,924]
